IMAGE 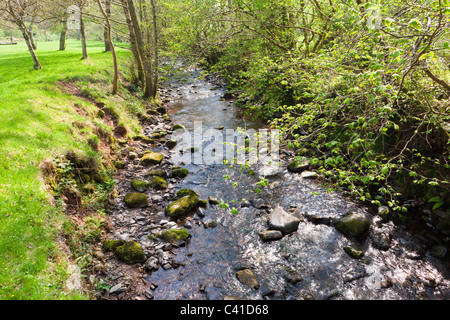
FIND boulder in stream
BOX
[287,157,309,173]
[258,230,283,242]
[236,269,260,290]
[267,206,301,235]
[334,213,371,238]
[165,190,200,219]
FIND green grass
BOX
[0,39,135,299]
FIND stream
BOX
[106,65,450,300]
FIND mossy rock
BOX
[152,131,167,139]
[176,188,199,198]
[150,176,168,190]
[344,245,365,259]
[130,179,149,192]
[165,139,177,149]
[124,193,149,208]
[287,158,309,173]
[103,239,126,252]
[171,167,189,178]
[335,214,371,238]
[141,151,164,166]
[165,194,199,219]
[159,228,191,245]
[145,169,167,179]
[172,124,186,131]
[114,241,146,264]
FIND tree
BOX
[0,0,42,70]
[96,0,118,94]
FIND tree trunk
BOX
[60,20,67,51]
[18,20,41,70]
[103,0,111,52]
[80,13,88,59]
[97,0,118,94]
[28,17,37,50]
[121,0,145,85]
[150,0,158,97]
[126,0,155,98]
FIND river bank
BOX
[92,64,450,300]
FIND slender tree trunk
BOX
[126,0,155,98]
[103,0,111,52]
[18,20,41,70]
[80,13,88,59]
[121,0,145,84]
[60,21,67,51]
[150,0,158,97]
[97,0,118,94]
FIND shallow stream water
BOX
[139,66,450,300]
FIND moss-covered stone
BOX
[114,241,146,264]
[150,176,168,190]
[344,245,365,259]
[102,239,126,252]
[159,228,191,245]
[176,188,199,198]
[130,179,149,192]
[335,214,371,237]
[171,167,189,178]
[152,131,167,139]
[287,158,309,173]
[140,151,164,166]
[172,124,186,131]
[124,193,149,208]
[165,139,177,149]
[165,194,199,219]
[145,169,167,178]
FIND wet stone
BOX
[258,230,283,242]
[236,269,260,290]
[267,206,301,235]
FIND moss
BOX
[140,151,164,166]
[176,188,199,198]
[172,124,186,131]
[165,194,199,219]
[159,228,191,245]
[114,241,146,264]
[145,169,167,178]
[130,179,149,192]
[344,245,364,259]
[335,214,371,237]
[151,131,167,139]
[171,167,189,178]
[198,199,208,207]
[150,176,168,190]
[102,239,126,252]
[287,159,309,173]
[124,193,149,208]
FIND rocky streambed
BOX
[93,65,450,300]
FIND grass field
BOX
[0,39,136,299]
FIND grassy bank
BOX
[0,39,145,299]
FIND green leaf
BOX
[428,196,443,203]
[408,19,422,30]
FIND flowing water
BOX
[141,66,450,300]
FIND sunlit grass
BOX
[0,39,131,299]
